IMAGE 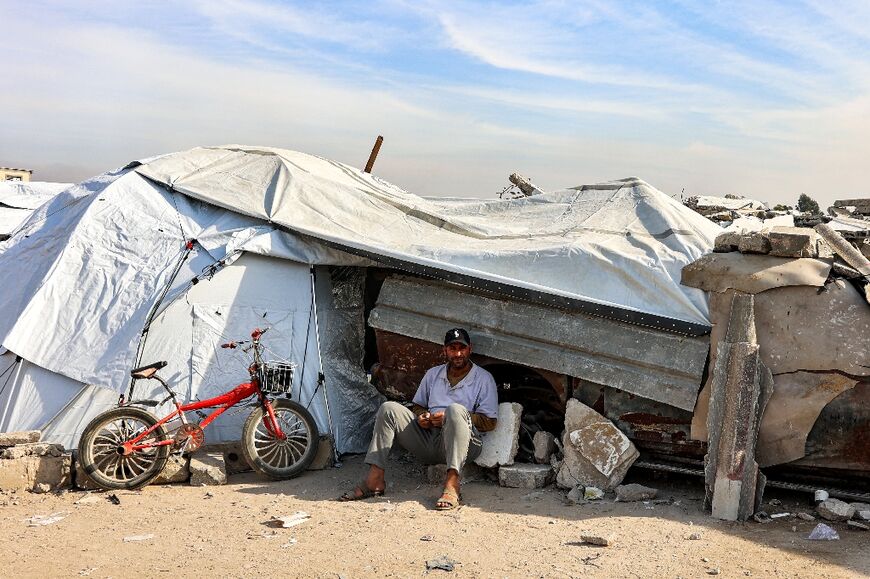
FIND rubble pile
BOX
[0,430,70,492]
[683,194,770,225]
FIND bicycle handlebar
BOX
[220,328,270,349]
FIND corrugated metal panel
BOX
[369,276,709,411]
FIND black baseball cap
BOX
[444,328,471,346]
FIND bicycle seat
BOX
[130,360,168,379]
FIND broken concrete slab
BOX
[847,520,869,531]
[475,402,523,468]
[705,293,772,522]
[556,399,638,490]
[753,283,870,376]
[714,232,742,253]
[152,455,190,485]
[681,253,831,294]
[768,226,819,258]
[737,232,771,254]
[0,455,71,492]
[816,498,856,522]
[816,223,870,279]
[692,281,870,445]
[498,464,553,489]
[533,431,557,464]
[855,510,870,522]
[426,462,486,485]
[0,442,64,460]
[615,483,658,502]
[0,431,41,447]
[189,452,227,486]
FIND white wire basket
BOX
[257,361,296,394]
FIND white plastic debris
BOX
[807,523,839,541]
[123,534,155,542]
[26,512,67,526]
[269,511,311,528]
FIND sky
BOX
[2,1,869,208]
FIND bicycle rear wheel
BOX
[77,407,170,490]
[242,399,318,479]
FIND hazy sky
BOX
[3,1,869,207]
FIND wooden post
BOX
[364,135,384,174]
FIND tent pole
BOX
[309,266,341,465]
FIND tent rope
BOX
[0,355,22,399]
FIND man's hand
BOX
[429,411,445,428]
[418,412,433,429]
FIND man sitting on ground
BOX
[340,328,498,510]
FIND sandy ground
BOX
[2,455,867,579]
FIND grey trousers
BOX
[365,401,482,472]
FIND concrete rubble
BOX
[615,483,658,502]
[189,452,228,486]
[498,463,553,489]
[475,402,523,468]
[556,399,638,490]
[533,431,557,464]
[0,432,70,492]
[578,533,615,547]
[704,293,772,521]
[816,498,856,522]
[0,430,41,446]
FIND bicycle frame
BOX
[119,334,287,455]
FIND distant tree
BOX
[772,203,792,211]
[797,193,820,214]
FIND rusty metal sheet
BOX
[369,276,709,411]
[681,253,831,294]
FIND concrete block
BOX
[0,430,41,447]
[498,463,553,489]
[566,485,585,505]
[579,533,615,546]
[475,402,523,468]
[768,226,818,258]
[738,233,771,254]
[816,498,855,522]
[426,462,486,484]
[152,455,190,484]
[0,455,71,491]
[533,431,557,464]
[615,483,658,502]
[556,398,638,490]
[189,452,227,486]
[1,442,64,460]
[307,436,334,470]
[202,442,251,475]
[714,232,741,253]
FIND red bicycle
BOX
[77,328,318,490]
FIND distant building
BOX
[0,167,32,182]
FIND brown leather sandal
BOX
[337,481,385,501]
[435,488,461,510]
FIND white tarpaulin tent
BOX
[0,181,70,239]
[0,145,720,450]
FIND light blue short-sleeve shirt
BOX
[412,363,498,419]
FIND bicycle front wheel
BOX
[77,407,170,490]
[242,399,318,480]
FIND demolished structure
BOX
[0,146,867,516]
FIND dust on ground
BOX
[2,455,867,578]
